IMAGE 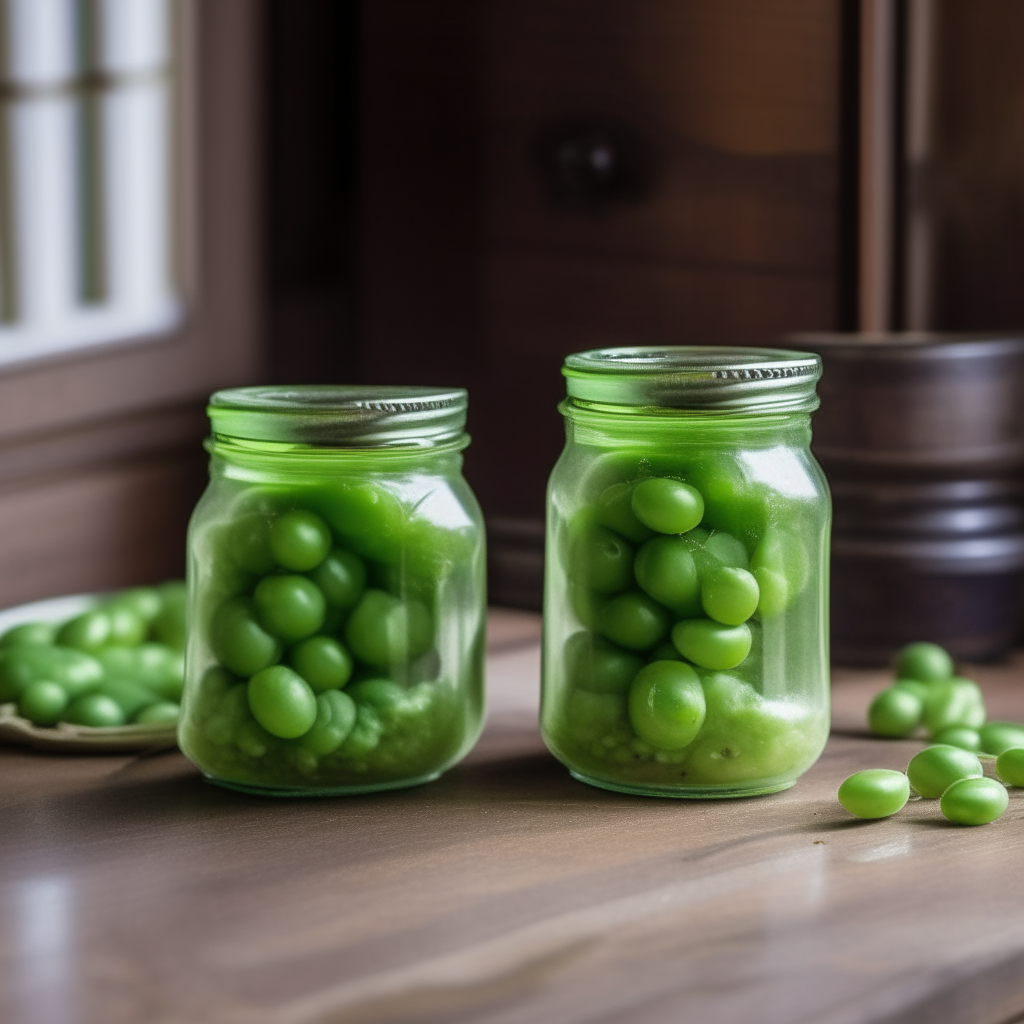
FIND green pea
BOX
[995,747,1024,787]
[701,566,760,626]
[628,660,706,750]
[135,643,185,700]
[56,610,112,652]
[299,689,358,756]
[704,531,749,569]
[347,677,407,714]
[0,622,56,649]
[895,641,953,683]
[750,529,809,616]
[269,509,332,571]
[308,547,366,610]
[102,603,147,646]
[893,678,930,702]
[631,478,704,535]
[153,581,187,649]
[594,482,654,544]
[837,769,910,819]
[253,575,326,642]
[227,514,277,574]
[134,701,180,725]
[236,718,273,758]
[931,726,982,752]
[568,582,604,630]
[345,589,432,669]
[867,687,923,738]
[572,525,634,594]
[95,679,158,718]
[906,744,983,798]
[211,597,282,677]
[0,645,103,701]
[290,635,353,693]
[940,776,1008,825]
[18,681,68,725]
[320,481,405,564]
[564,632,643,694]
[565,688,627,742]
[107,587,162,623]
[923,677,985,735]
[338,704,384,756]
[247,665,317,738]
[671,619,751,671]
[978,721,1024,756]
[64,693,126,727]
[633,537,701,615]
[596,591,669,651]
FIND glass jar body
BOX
[541,405,831,798]
[180,442,486,795]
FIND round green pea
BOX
[995,747,1024,787]
[253,575,326,642]
[923,677,985,735]
[134,701,180,725]
[565,632,643,694]
[18,680,68,726]
[227,514,277,575]
[572,525,634,594]
[895,641,953,683]
[108,587,162,623]
[596,591,669,651]
[940,776,1008,825]
[701,566,760,626]
[893,678,930,702]
[247,665,317,738]
[633,537,701,615]
[345,589,433,669]
[308,547,366,610]
[0,645,103,701]
[211,597,282,677]
[64,694,126,727]
[752,567,789,619]
[300,689,358,756]
[906,744,983,798]
[931,726,982,752]
[320,482,405,564]
[704,531,748,569]
[290,635,353,693]
[95,679,158,718]
[0,622,56,649]
[837,769,910,818]
[867,687,923,738]
[671,619,752,671]
[631,478,704,535]
[56,610,111,652]
[594,482,654,544]
[103,603,147,646]
[628,660,706,750]
[269,509,332,571]
[978,721,1024,756]
[153,582,187,649]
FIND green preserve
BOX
[179,387,486,795]
[542,348,831,798]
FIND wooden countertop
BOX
[2,610,1024,1024]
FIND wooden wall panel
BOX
[0,448,206,609]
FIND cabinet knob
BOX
[535,116,650,212]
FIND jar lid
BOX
[563,346,822,413]
[207,385,468,447]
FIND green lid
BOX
[207,385,468,447]
[563,346,822,413]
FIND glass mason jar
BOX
[179,386,486,796]
[541,347,831,798]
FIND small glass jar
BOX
[179,386,486,796]
[541,347,831,798]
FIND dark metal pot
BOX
[790,332,1024,665]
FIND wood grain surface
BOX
[2,609,1024,1024]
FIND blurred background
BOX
[0,0,1022,637]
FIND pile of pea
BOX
[838,641,1024,825]
[180,502,467,790]
[0,582,185,729]
[551,476,824,787]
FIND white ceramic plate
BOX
[0,593,179,753]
